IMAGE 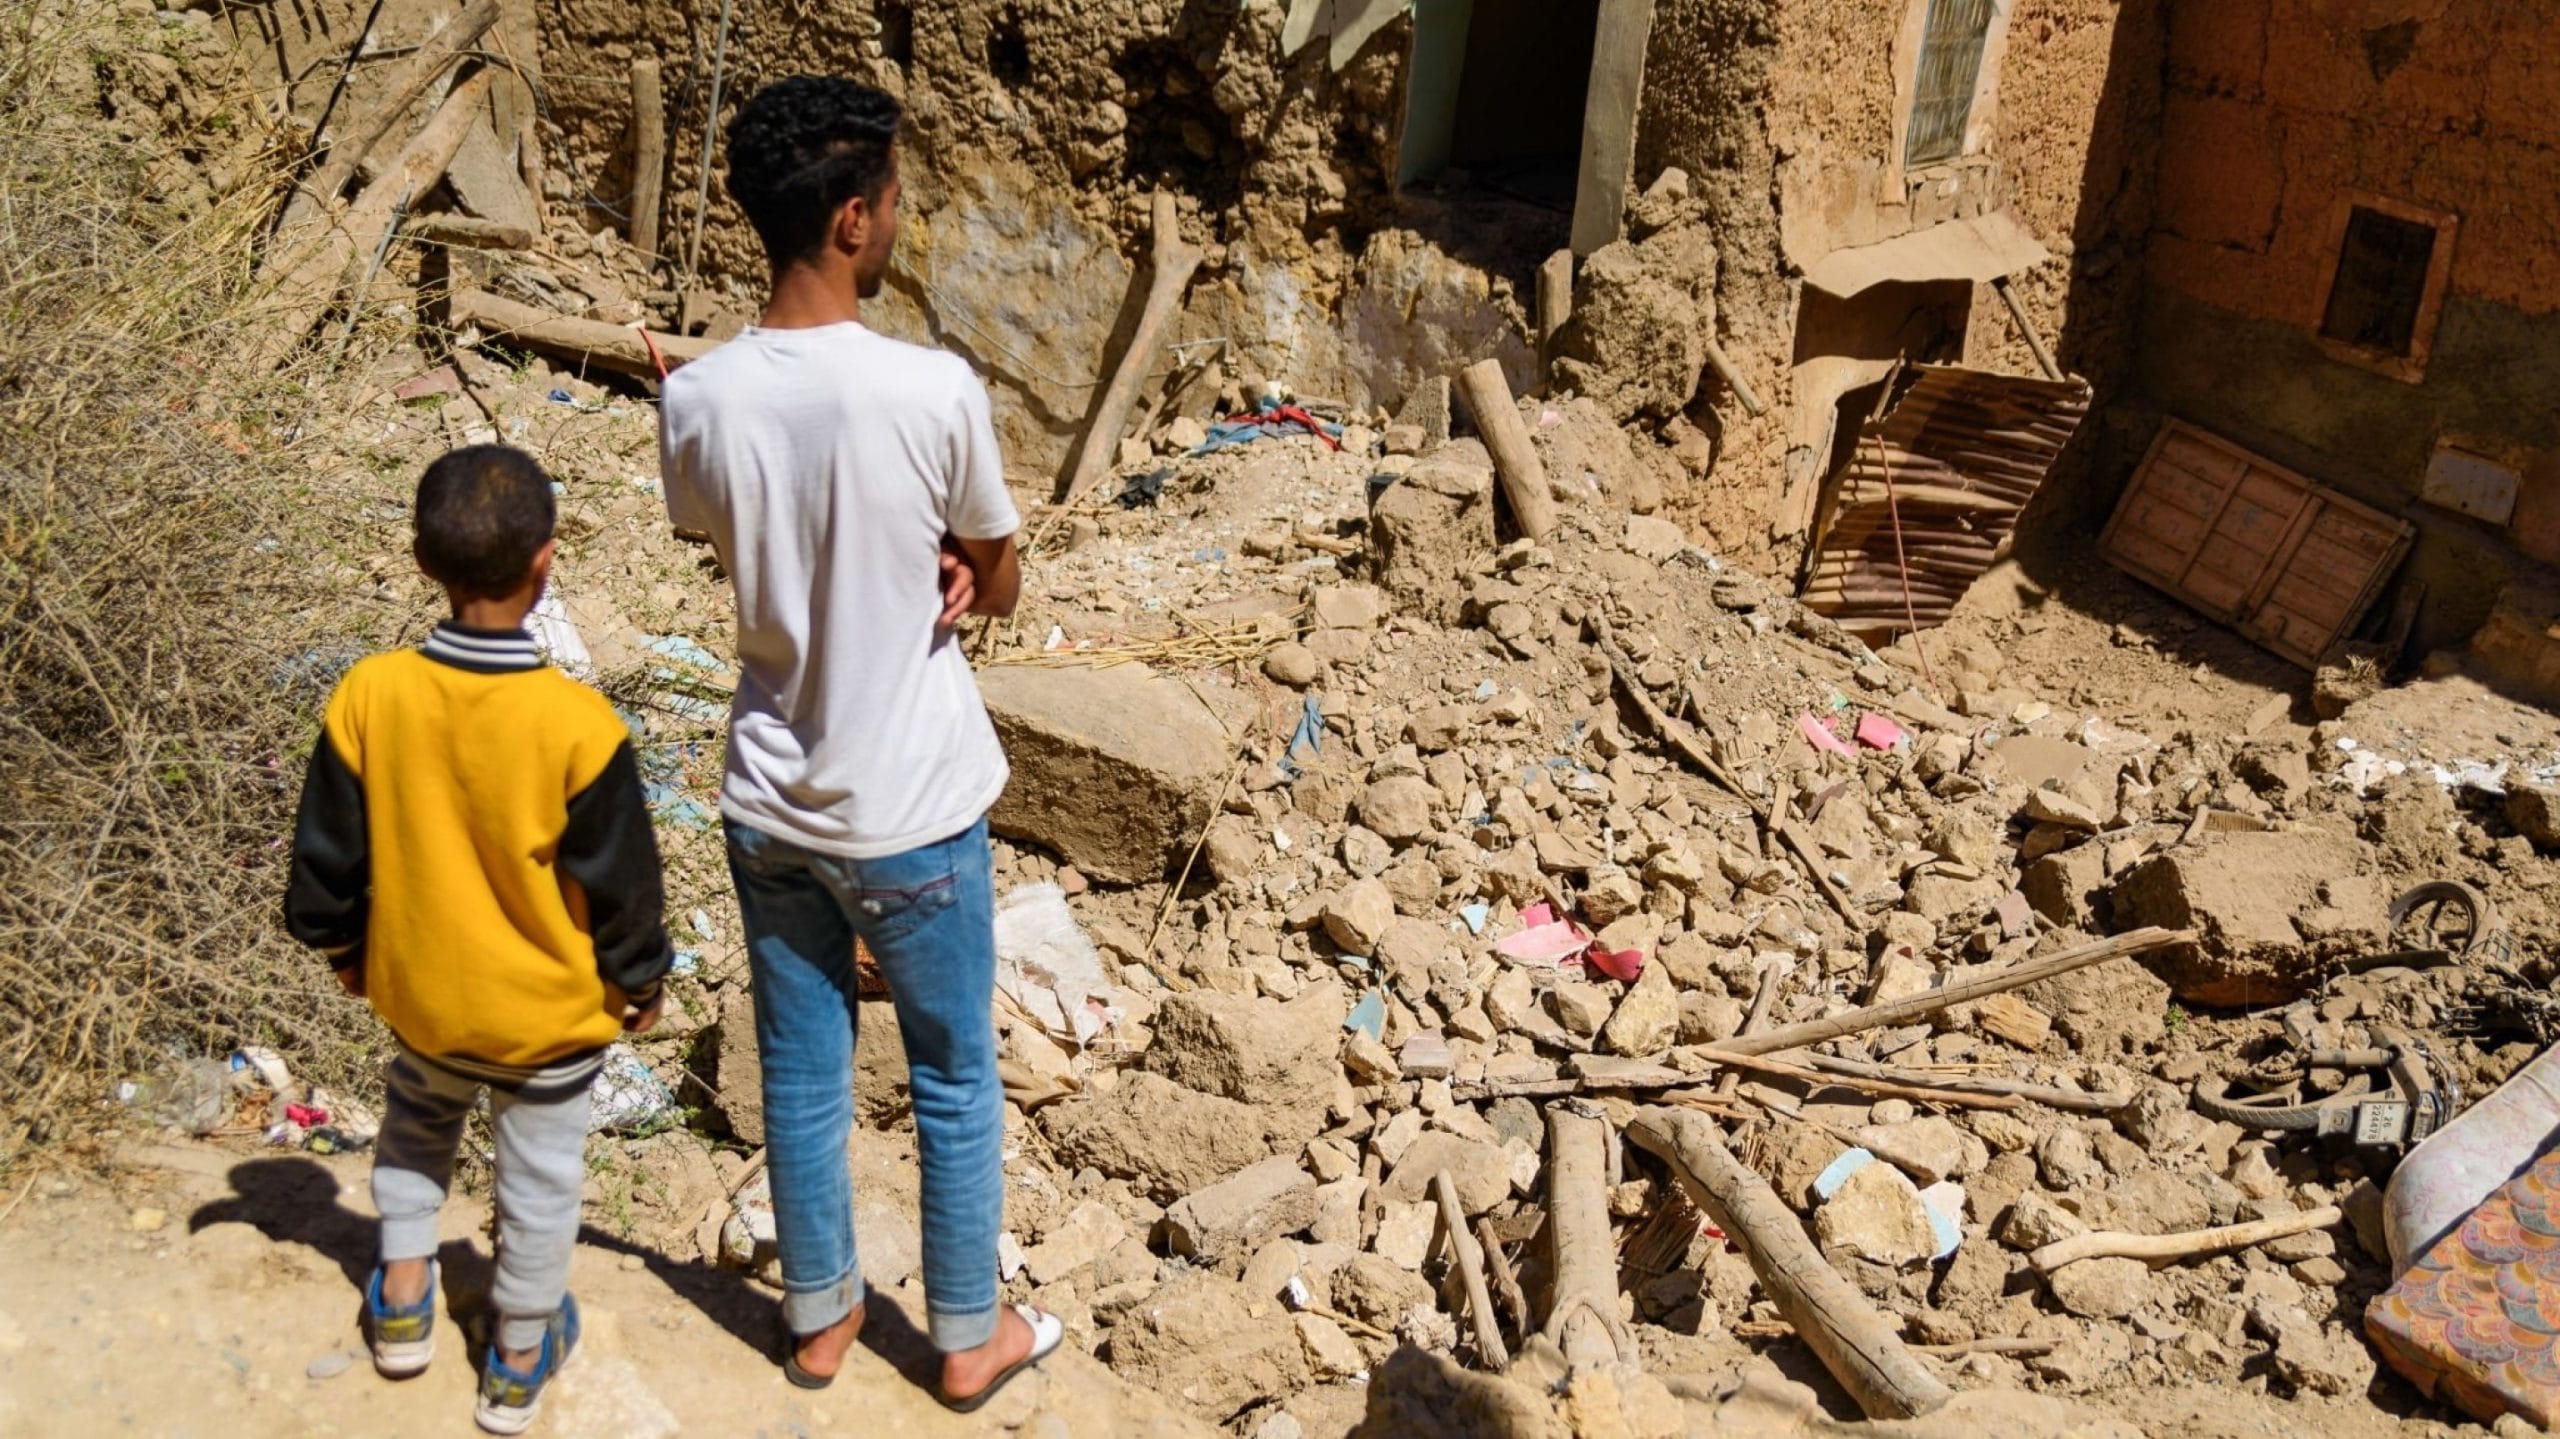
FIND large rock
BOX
[713,990,908,1141]
[1039,1072,1273,1201]
[1369,443,1494,626]
[1109,1271,1308,1422]
[1599,964,1679,1056]
[980,663,1231,884]
[1382,1132,1512,1215]
[2109,830,2387,1005]
[1165,1156,1320,1261]
[1144,988,1346,1133]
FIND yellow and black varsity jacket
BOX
[285,622,671,1092]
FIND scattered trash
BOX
[1345,988,1387,1041]
[644,634,721,671]
[1117,466,1171,508]
[229,1046,290,1093]
[588,1045,678,1135]
[1495,902,1592,967]
[994,883,1120,1049]
[1189,400,1344,455]
[1280,693,1325,777]
[525,589,592,676]
[1797,712,1855,758]
[1459,902,1491,936]
[305,1349,356,1381]
[119,1057,230,1136]
[1854,712,1908,750]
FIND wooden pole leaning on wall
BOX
[1057,190,1205,512]
[1629,1107,1952,1420]
[1991,275,2064,382]
[256,68,496,372]
[628,59,667,259]
[274,0,505,248]
[1455,358,1557,541]
[1536,249,1574,366]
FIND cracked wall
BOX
[535,0,1533,479]
[2140,0,2560,655]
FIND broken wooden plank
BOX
[1629,1107,1951,1419]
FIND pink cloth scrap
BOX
[1586,946,1645,982]
[1855,712,1909,750]
[1497,921,1591,966]
[1798,712,1856,757]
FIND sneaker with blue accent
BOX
[475,1293,579,1436]
[364,1261,438,1378]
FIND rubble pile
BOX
[664,389,2560,1434]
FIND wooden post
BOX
[1536,250,1574,362]
[1455,358,1556,541]
[1542,1105,1632,1368]
[274,0,505,247]
[629,58,666,259]
[1714,927,2191,1057]
[1629,1107,1951,1420]
[1056,191,1204,507]
[257,69,496,371]
[447,289,719,379]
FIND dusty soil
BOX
[0,1141,1208,1439]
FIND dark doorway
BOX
[1400,0,1598,213]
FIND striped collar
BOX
[421,621,545,673]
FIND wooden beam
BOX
[1629,1107,1951,1420]
[447,289,717,379]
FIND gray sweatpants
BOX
[373,1047,592,1352]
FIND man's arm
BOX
[950,533,1020,619]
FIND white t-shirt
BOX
[659,321,1020,859]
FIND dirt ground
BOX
[0,1141,1210,1439]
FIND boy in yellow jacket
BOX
[286,443,670,1435]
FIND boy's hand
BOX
[937,534,978,629]
[624,993,664,1034]
[333,964,364,998]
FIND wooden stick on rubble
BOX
[1588,615,1859,924]
[1431,1170,1511,1370]
[1544,1104,1634,1368]
[1713,926,2190,1058]
[628,58,668,259]
[446,289,717,381]
[1629,1106,1953,1420]
[2029,1206,2342,1275]
[1052,191,1204,526]
[256,68,497,372]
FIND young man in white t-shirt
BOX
[657,75,1057,1412]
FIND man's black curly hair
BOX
[724,76,903,269]
[414,444,554,600]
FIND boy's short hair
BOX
[414,444,555,600]
[724,76,902,270]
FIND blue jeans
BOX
[726,816,1004,1352]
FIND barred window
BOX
[1906,0,1994,169]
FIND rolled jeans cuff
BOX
[781,1270,867,1338]
[930,1300,998,1353]
[376,1210,442,1264]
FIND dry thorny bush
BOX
[0,5,408,1157]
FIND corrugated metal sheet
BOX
[2100,421,2413,669]
[1798,364,2091,640]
